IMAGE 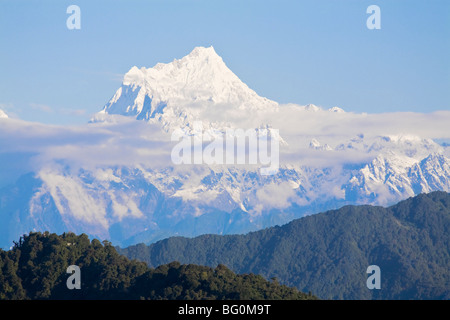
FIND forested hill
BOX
[118,191,450,300]
[0,232,315,300]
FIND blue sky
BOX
[0,0,449,125]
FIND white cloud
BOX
[1,108,449,174]
[0,117,173,171]
[1,107,449,213]
[253,181,296,214]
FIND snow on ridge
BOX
[328,106,345,113]
[309,138,332,151]
[102,46,278,127]
[282,104,345,113]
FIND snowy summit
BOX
[96,46,278,129]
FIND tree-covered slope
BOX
[0,232,315,300]
[118,191,450,300]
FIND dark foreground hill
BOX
[119,191,450,300]
[0,231,315,300]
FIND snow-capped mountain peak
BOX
[99,46,278,129]
[122,46,225,87]
[123,66,146,87]
[328,106,345,113]
[309,138,332,151]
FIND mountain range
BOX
[0,46,449,250]
[118,191,450,300]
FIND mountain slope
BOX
[118,191,450,300]
[0,231,315,300]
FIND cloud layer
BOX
[1,108,450,177]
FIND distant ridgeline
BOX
[0,232,315,300]
[118,191,450,300]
